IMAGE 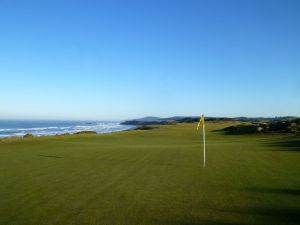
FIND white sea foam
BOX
[0,128,13,132]
[0,121,134,138]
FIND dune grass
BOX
[0,122,299,225]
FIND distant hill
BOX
[134,117,162,121]
[121,116,198,125]
[121,116,299,127]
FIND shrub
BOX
[24,134,34,138]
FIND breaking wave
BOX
[0,121,133,138]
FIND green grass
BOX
[0,122,299,225]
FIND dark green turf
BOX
[0,122,299,225]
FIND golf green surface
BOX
[0,122,299,225]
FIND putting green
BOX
[0,122,299,225]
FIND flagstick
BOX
[203,123,206,168]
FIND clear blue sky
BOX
[0,0,299,120]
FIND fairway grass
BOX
[0,122,299,225]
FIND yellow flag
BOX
[197,114,205,130]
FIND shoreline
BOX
[0,125,136,140]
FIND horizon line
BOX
[0,115,298,121]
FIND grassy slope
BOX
[0,122,299,225]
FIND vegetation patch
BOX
[23,133,34,138]
[219,118,300,134]
[74,131,97,135]
[134,125,158,130]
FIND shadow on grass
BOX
[204,203,300,225]
[211,130,255,136]
[229,186,300,224]
[153,218,245,225]
[229,206,300,224]
[176,220,244,225]
[266,137,300,152]
[154,206,300,225]
[39,154,63,159]
[244,187,300,195]
[212,125,258,135]
[154,185,300,225]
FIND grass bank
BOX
[0,122,299,225]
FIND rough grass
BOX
[0,122,299,225]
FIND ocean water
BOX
[0,120,134,138]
